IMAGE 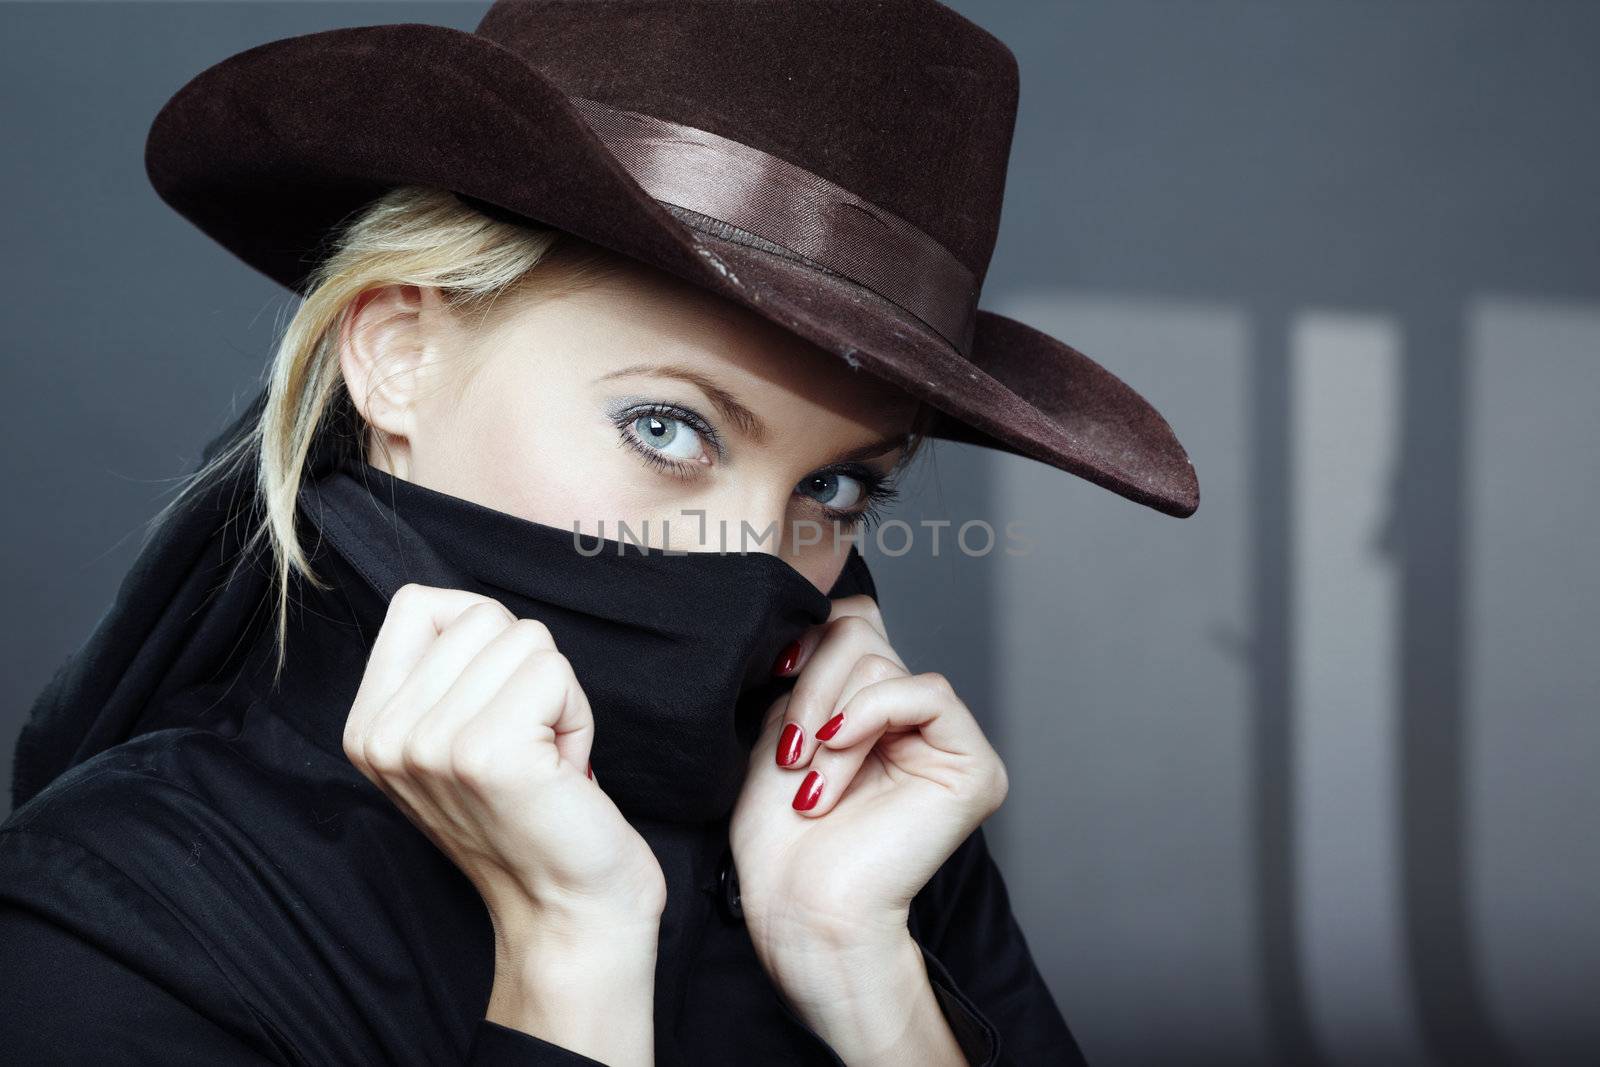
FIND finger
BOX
[346,585,508,754]
[346,590,512,822]
[769,593,891,680]
[355,599,517,769]
[755,690,793,749]
[454,648,596,787]
[813,652,905,746]
[817,672,987,756]
[403,617,560,758]
[351,598,522,826]
[351,585,501,722]
[396,614,566,825]
[778,649,904,771]
[741,692,802,804]
[784,632,909,819]
[775,617,907,769]
[799,673,1003,816]
[788,728,880,817]
[826,594,890,639]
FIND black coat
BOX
[0,413,1085,1065]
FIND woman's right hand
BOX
[343,582,663,1064]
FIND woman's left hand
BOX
[729,594,1009,1063]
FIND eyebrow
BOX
[598,362,768,443]
[829,434,909,466]
[596,361,911,466]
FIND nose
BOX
[679,482,792,557]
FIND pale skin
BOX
[338,249,1008,1065]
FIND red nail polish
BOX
[776,722,804,766]
[792,770,824,811]
[586,761,593,779]
[773,639,802,676]
[816,712,845,741]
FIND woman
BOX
[0,2,1198,1065]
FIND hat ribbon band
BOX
[568,95,978,355]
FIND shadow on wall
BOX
[950,290,1599,1067]
[921,0,1600,1062]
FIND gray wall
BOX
[4,3,1596,1064]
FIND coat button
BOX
[716,847,743,923]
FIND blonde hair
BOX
[147,184,937,686]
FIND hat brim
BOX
[145,22,1198,518]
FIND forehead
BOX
[489,254,921,427]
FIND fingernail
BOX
[776,722,804,766]
[792,770,824,811]
[773,639,802,676]
[586,761,593,779]
[816,712,845,742]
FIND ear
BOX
[338,284,453,469]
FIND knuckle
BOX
[542,647,580,683]
[516,647,564,684]
[859,653,903,683]
[459,600,511,627]
[920,671,956,701]
[828,614,875,643]
[509,616,553,644]
[364,728,405,776]
[834,593,880,618]
[450,733,502,788]
[401,729,448,778]
[341,729,368,771]
[786,681,820,721]
[827,595,886,635]
[989,756,1011,807]
[971,753,1009,813]
[517,645,571,690]
[392,582,428,608]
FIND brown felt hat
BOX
[144,0,1199,517]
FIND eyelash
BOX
[610,401,726,469]
[608,401,900,529]
[808,464,900,530]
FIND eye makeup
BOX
[602,396,902,529]
[796,462,901,529]
[605,398,726,473]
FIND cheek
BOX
[785,535,852,595]
[433,379,622,532]
[443,382,699,537]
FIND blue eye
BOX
[797,471,864,510]
[631,413,707,463]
